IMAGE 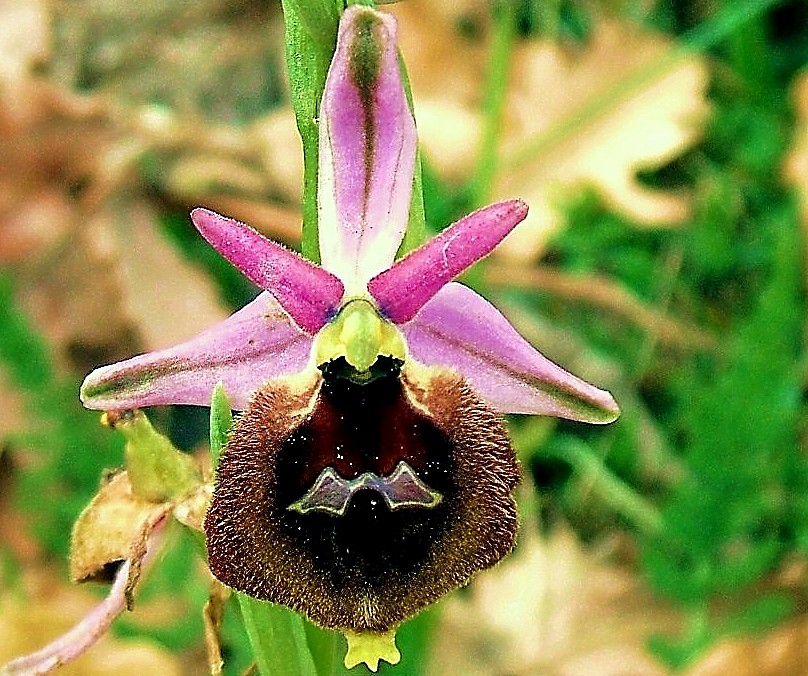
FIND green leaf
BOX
[236,594,319,676]
[209,382,233,470]
[115,410,201,502]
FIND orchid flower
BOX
[79,4,618,669]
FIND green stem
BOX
[280,0,340,264]
[546,438,664,535]
[533,0,561,40]
[469,0,518,208]
[237,595,319,676]
[209,382,233,469]
[397,61,428,255]
[505,0,782,171]
[300,135,322,263]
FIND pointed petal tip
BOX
[79,370,102,409]
[576,388,621,425]
[79,364,143,411]
[189,205,210,221]
[368,199,530,324]
[505,197,529,218]
[190,207,344,334]
[189,206,228,240]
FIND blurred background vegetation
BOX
[2,0,808,673]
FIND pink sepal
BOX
[403,283,620,423]
[81,292,313,411]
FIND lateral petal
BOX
[368,200,528,323]
[191,208,344,333]
[81,292,313,411]
[402,283,619,423]
[318,5,417,291]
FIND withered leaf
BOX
[495,20,709,259]
[202,581,230,676]
[69,470,171,587]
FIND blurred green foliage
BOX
[0,275,124,560]
[3,0,808,673]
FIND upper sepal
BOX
[317,5,417,290]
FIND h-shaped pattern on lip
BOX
[287,460,443,517]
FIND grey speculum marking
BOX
[287,461,443,517]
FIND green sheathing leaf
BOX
[396,54,427,256]
[237,595,318,676]
[209,382,233,469]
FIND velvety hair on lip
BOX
[205,359,520,633]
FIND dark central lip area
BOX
[279,355,452,491]
[272,355,458,586]
[288,460,443,517]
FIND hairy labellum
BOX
[205,357,519,632]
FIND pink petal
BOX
[190,208,344,334]
[403,283,620,423]
[318,6,416,290]
[368,200,528,323]
[81,292,313,411]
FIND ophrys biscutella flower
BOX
[80,4,618,669]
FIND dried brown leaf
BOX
[390,3,709,260]
[173,482,214,534]
[201,195,302,244]
[0,0,49,129]
[495,21,709,259]
[203,581,230,676]
[389,0,487,107]
[69,470,171,585]
[110,201,229,352]
[685,615,808,676]
[17,199,228,375]
[784,69,808,297]
[251,108,305,203]
[389,0,486,178]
